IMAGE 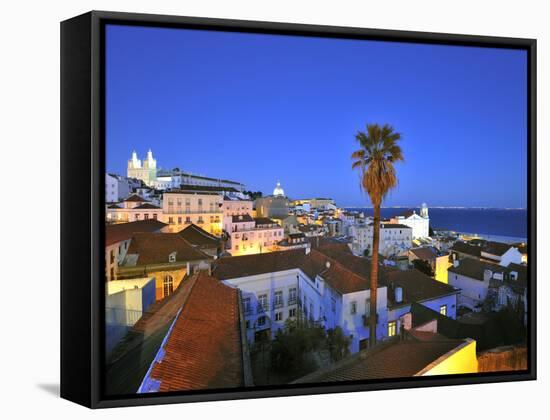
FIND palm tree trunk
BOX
[369,204,380,347]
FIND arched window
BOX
[163,275,174,297]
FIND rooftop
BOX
[293,335,469,383]
[178,224,220,248]
[123,193,148,203]
[105,219,167,246]
[123,232,211,266]
[232,214,255,223]
[145,271,246,392]
[387,269,458,306]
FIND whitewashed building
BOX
[105,173,131,203]
[213,246,458,353]
[350,223,412,257]
[391,204,430,239]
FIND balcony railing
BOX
[288,297,297,305]
[257,303,269,313]
[273,299,284,309]
[165,209,222,215]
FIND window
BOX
[110,250,114,265]
[153,213,158,220]
[168,217,174,224]
[275,312,283,322]
[178,217,182,224]
[245,320,251,329]
[289,308,297,318]
[185,217,191,224]
[350,301,357,315]
[258,294,268,311]
[274,291,283,308]
[288,287,297,304]
[144,213,149,220]
[163,275,174,297]
[388,321,397,337]
[440,305,447,316]
[365,298,371,315]
[243,297,252,314]
[168,252,177,263]
[135,213,141,220]
[257,316,266,327]
[110,267,114,280]
[331,297,336,312]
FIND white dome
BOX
[273,181,285,197]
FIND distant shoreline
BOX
[343,206,527,211]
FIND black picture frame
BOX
[60,10,537,409]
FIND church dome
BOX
[273,181,285,197]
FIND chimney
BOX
[453,259,459,268]
[395,287,403,303]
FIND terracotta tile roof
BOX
[483,241,513,256]
[387,269,458,305]
[448,258,527,290]
[450,241,481,257]
[105,220,167,246]
[123,193,148,202]
[133,203,161,209]
[254,217,279,226]
[148,272,245,391]
[232,214,254,223]
[125,233,211,266]
[213,249,307,280]
[178,224,220,248]
[410,246,440,261]
[293,336,467,383]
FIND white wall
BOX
[449,271,489,310]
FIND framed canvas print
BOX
[60,11,536,408]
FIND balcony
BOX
[288,297,297,306]
[273,299,284,309]
[165,209,222,215]
[257,304,269,313]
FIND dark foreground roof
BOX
[123,193,148,202]
[293,336,468,383]
[124,232,210,265]
[387,269,458,306]
[178,223,220,248]
[105,219,167,246]
[146,272,246,391]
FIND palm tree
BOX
[351,123,403,347]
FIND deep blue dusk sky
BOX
[106,24,527,208]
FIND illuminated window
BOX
[388,321,397,337]
[163,275,174,297]
[440,305,447,316]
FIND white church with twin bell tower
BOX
[390,203,430,239]
[127,150,157,187]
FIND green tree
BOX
[326,327,351,362]
[270,319,325,375]
[352,123,403,346]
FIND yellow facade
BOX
[434,255,452,284]
[417,339,478,376]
